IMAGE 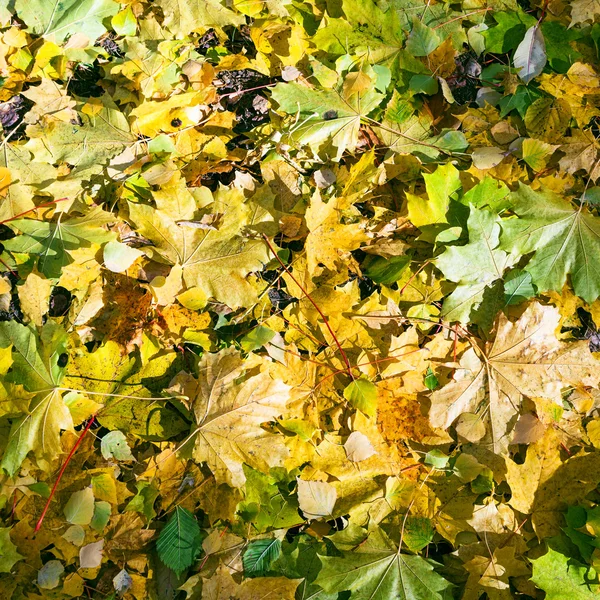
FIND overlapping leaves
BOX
[1,0,600,598]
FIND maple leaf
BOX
[312,0,404,58]
[462,546,529,599]
[4,0,600,595]
[63,340,188,438]
[155,0,244,35]
[0,321,73,476]
[270,69,384,160]
[531,547,600,598]
[304,190,367,276]
[127,184,270,308]
[570,0,600,26]
[189,347,290,488]
[315,526,452,600]
[5,206,116,278]
[12,0,119,42]
[500,184,600,303]
[0,528,23,573]
[202,566,300,600]
[429,302,599,453]
[23,97,136,178]
[436,205,519,323]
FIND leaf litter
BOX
[0,0,600,599]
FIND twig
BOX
[34,416,96,534]
[262,235,354,378]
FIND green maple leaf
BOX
[436,206,519,323]
[0,528,23,573]
[406,163,461,234]
[4,206,116,279]
[0,321,72,476]
[406,18,441,57]
[0,321,66,393]
[126,481,159,521]
[237,465,300,533]
[270,70,384,161]
[482,10,537,53]
[531,547,600,599]
[24,98,135,178]
[313,0,463,81]
[312,0,404,57]
[12,0,119,42]
[315,527,452,600]
[500,184,600,303]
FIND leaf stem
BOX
[262,235,355,378]
[0,197,70,225]
[34,415,96,534]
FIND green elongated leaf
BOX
[243,539,282,576]
[363,255,410,284]
[343,378,378,417]
[13,0,119,42]
[315,527,452,600]
[531,547,600,599]
[500,184,600,303]
[5,207,116,279]
[424,367,438,391]
[240,326,276,353]
[156,507,201,576]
